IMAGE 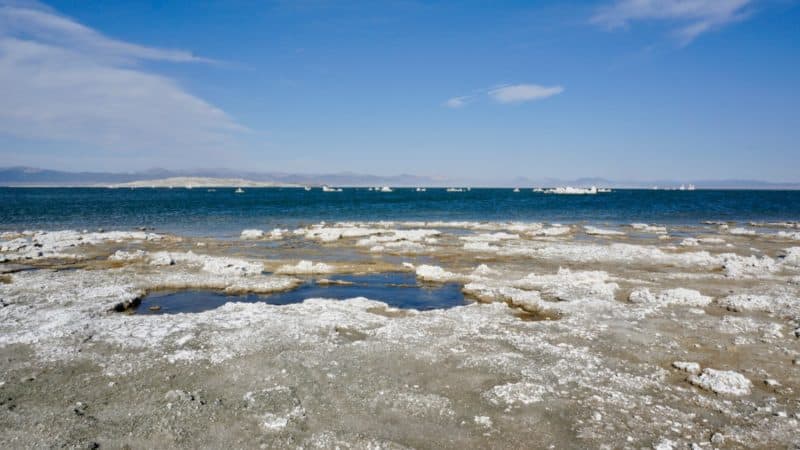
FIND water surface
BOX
[136,272,466,314]
[1,187,799,237]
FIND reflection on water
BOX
[135,272,467,314]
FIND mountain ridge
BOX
[1,166,798,189]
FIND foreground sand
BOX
[1,221,799,448]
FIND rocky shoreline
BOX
[1,221,799,448]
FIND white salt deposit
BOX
[776,231,800,240]
[267,228,288,239]
[483,382,548,406]
[3,222,800,447]
[688,369,752,396]
[0,229,163,261]
[728,227,756,236]
[513,268,618,302]
[630,223,667,234]
[240,229,265,240]
[783,247,800,266]
[462,282,545,312]
[415,264,462,283]
[108,249,147,261]
[628,288,711,307]
[584,226,625,236]
[672,361,701,375]
[149,251,264,276]
[275,260,334,275]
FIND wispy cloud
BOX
[443,84,563,109]
[443,95,471,109]
[0,1,243,157]
[592,0,754,45]
[488,84,564,104]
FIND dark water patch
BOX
[134,272,467,315]
[0,264,37,274]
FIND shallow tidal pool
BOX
[135,272,467,314]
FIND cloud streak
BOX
[592,0,754,45]
[0,1,243,158]
[488,84,564,104]
[443,95,471,109]
[444,84,563,109]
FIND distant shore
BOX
[105,177,301,188]
[0,177,302,188]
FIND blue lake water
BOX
[135,272,466,314]
[1,187,799,237]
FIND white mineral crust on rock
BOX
[688,369,752,396]
[275,260,333,274]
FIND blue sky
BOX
[0,0,798,182]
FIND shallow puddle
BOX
[135,272,467,314]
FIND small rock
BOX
[672,361,701,375]
[653,438,675,450]
[73,401,87,416]
[629,287,655,304]
[149,252,174,266]
[164,389,194,403]
[711,432,725,445]
[764,379,781,388]
[240,229,265,240]
[473,415,493,428]
[688,368,752,396]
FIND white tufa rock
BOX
[688,368,752,396]
[473,416,493,428]
[672,361,701,375]
[275,260,333,275]
[717,294,774,313]
[721,254,777,279]
[629,287,711,308]
[415,264,462,283]
[782,247,800,266]
[629,287,656,304]
[653,438,676,450]
[483,382,548,406]
[630,223,667,234]
[656,288,712,307]
[240,229,265,240]
[512,268,618,302]
[584,226,625,236]
[149,251,174,266]
[149,251,263,276]
[267,228,288,240]
[108,249,147,261]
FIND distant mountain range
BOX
[0,167,440,187]
[1,166,798,189]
